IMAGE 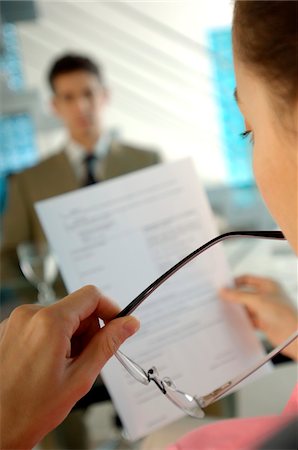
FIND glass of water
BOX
[17,241,58,305]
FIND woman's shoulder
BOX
[282,382,298,415]
[167,416,282,450]
[168,383,298,450]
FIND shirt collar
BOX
[65,130,113,181]
[65,130,112,162]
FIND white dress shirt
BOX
[65,131,113,184]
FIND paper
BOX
[36,159,269,440]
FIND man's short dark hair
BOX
[48,54,104,91]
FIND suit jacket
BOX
[1,141,161,293]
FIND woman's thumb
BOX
[74,316,140,379]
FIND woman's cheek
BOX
[252,143,263,191]
[252,143,272,207]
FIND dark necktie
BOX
[83,154,97,186]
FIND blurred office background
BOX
[1,0,260,223]
[1,0,296,322]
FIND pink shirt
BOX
[168,383,298,450]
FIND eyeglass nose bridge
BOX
[147,367,167,394]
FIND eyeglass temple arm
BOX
[198,330,298,409]
[115,230,285,318]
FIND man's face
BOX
[52,70,108,135]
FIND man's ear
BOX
[102,87,110,105]
[51,96,60,116]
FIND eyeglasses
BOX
[113,230,298,418]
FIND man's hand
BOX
[220,275,297,361]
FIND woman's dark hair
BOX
[48,54,104,91]
[233,1,298,104]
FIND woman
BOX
[169,1,298,447]
[0,1,297,449]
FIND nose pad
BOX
[162,377,177,390]
[147,367,166,394]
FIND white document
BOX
[36,159,269,440]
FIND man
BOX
[0,53,161,449]
[1,54,161,289]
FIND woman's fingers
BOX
[0,319,8,340]
[235,275,280,293]
[219,286,261,310]
[49,285,121,337]
[70,316,140,390]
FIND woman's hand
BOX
[0,285,139,450]
[220,275,297,360]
